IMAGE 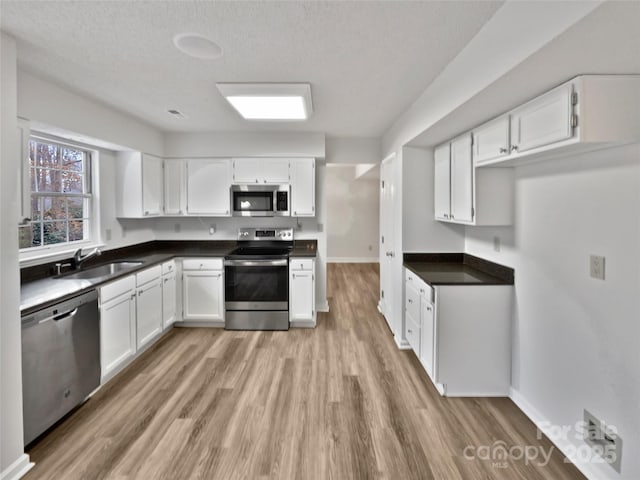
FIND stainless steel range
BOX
[224,227,293,330]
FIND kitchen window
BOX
[19,136,95,252]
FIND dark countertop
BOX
[21,239,317,315]
[403,253,514,286]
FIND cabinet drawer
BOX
[405,313,421,355]
[136,265,162,287]
[161,260,175,275]
[405,282,420,322]
[290,258,314,271]
[405,269,418,284]
[417,283,433,303]
[182,258,223,271]
[100,275,135,304]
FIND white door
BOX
[420,299,435,379]
[510,83,573,153]
[136,279,163,349]
[434,144,451,220]
[182,271,224,322]
[100,290,136,379]
[162,272,177,329]
[232,158,261,184]
[142,154,163,216]
[186,159,231,216]
[379,155,395,333]
[290,271,314,321]
[450,135,474,223]
[290,158,315,216]
[262,159,291,184]
[163,159,185,215]
[473,115,510,165]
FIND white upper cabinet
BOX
[434,144,451,221]
[473,115,510,166]
[450,135,474,223]
[163,159,186,215]
[290,158,315,217]
[186,159,231,216]
[475,75,640,167]
[510,82,574,154]
[232,158,290,184]
[116,152,164,218]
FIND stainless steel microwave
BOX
[231,185,290,217]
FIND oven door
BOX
[224,259,289,310]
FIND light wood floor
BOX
[25,263,584,480]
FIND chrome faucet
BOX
[72,247,102,269]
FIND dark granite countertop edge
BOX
[403,252,514,286]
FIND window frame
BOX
[19,133,102,264]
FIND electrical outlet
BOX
[590,255,605,280]
[174,223,181,233]
[584,409,622,473]
[209,225,215,235]
[493,236,501,252]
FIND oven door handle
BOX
[224,259,288,267]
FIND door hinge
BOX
[472,207,475,218]
[381,180,385,190]
[571,92,578,106]
[571,114,578,128]
[381,235,385,244]
[381,290,384,299]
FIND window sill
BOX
[19,241,106,268]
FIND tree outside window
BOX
[19,138,92,249]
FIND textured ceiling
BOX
[0,1,502,136]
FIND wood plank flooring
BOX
[25,263,585,479]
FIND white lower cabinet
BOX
[289,258,315,327]
[162,262,177,329]
[404,268,511,396]
[136,266,163,349]
[99,276,136,382]
[182,258,224,325]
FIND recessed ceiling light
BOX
[216,83,313,121]
[173,33,223,60]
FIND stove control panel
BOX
[237,227,293,241]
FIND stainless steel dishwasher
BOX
[21,289,100,445]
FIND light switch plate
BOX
[590,255,605,280]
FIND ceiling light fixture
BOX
[216,83,313,121]
[173,33,223,60]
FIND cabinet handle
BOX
[255,179,259,183]
[444,214,449,219]
[408,299,413,303]
[511,145,519,152]
[164,278,169,283]
[292,273,296,279]
[264,179,267,183]
[407,329,413,334]
[130,293,136,300]
[178,210,182,215]
[144,211,149,216]
[138,290,143,296]
[451,214,455,219]
[420,289,424,294]
[499,147,508,154]
[226,210,229,215]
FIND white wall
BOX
[465,144,640,480]
[326,164,379,262]
[325,137,380,165]
[0,33,32,479]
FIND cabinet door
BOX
[142,154,164,216]
[290,158,315,217]
[473,115,510,165]
[420,299,435,379]
[100,290,136,380]
[290,270,314,322]
[262,159,290,184]
[186,159,231,216]
[164,159,186,215]
[162,272,177,329]
[232,158,261,184]
[405,312,421,357]
[183,271,224,322]
[510,83,573,153]
[434,144,451,220]
[450,135,474,223]
[136,279,163,349]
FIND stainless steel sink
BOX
[60,261,143,280]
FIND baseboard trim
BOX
[290,320,316,328]
[327,257,379,263]
[1,454,33,480]
[316,300,330,313]
[394,335,411,350]
[509,388,604,480]
[175,321,224,328]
